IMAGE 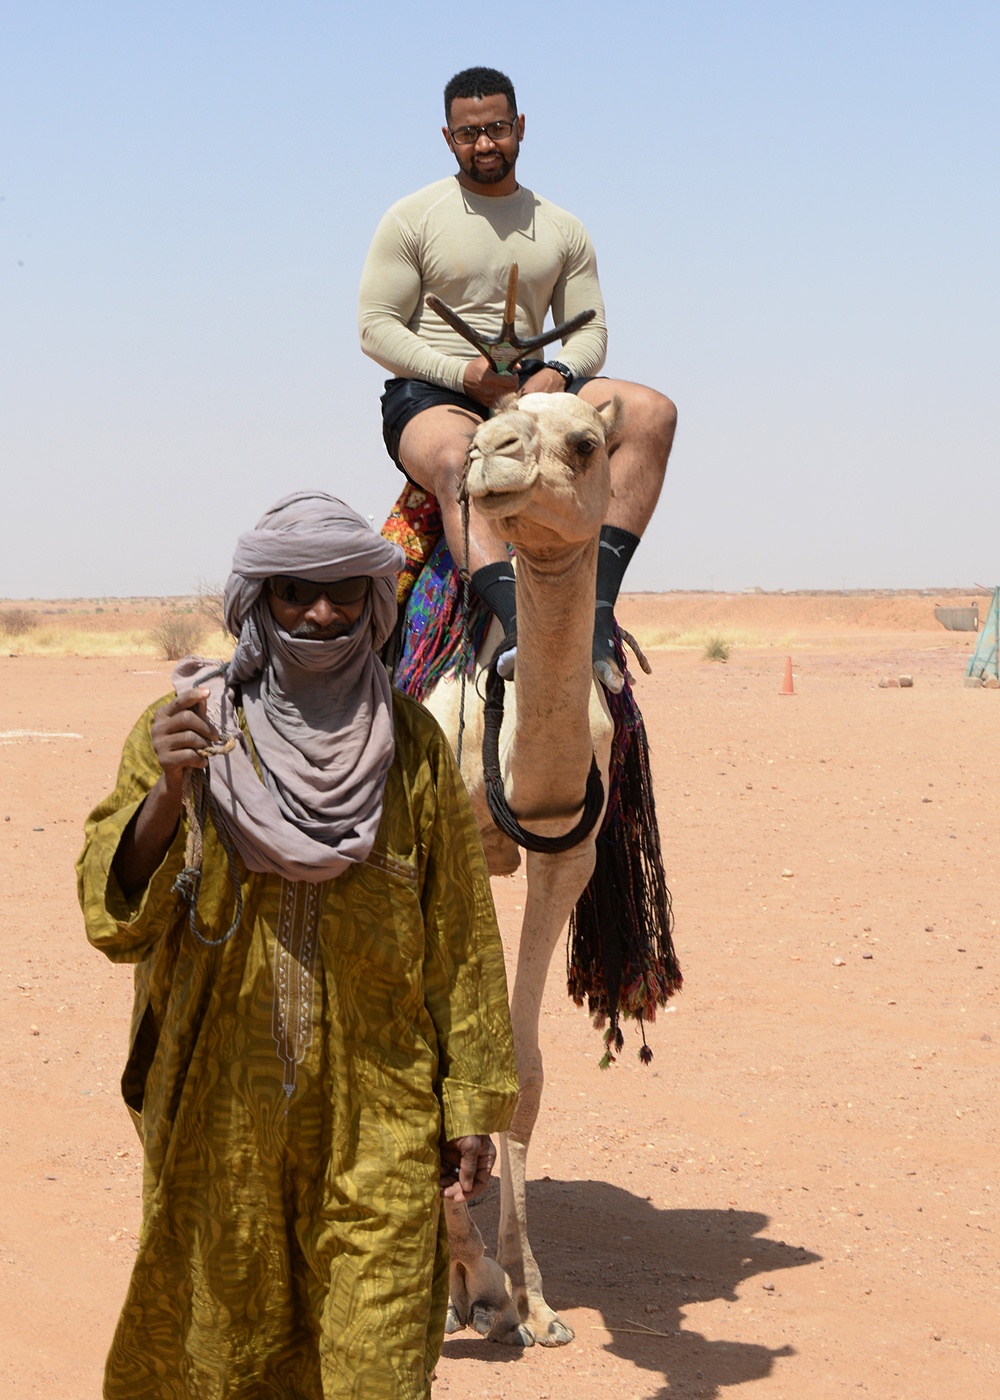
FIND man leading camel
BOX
[358,64,677,691]
[77,492,518,1398]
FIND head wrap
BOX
[223,491,400,654]
[174,492,405,882]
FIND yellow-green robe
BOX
[77,689,518,1400]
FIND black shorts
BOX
[380,360,602,479]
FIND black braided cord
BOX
[481,637,605,854]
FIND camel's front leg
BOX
[443,1198,533,1345]
[493,843,596,1347]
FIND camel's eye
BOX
[567,433,598,463]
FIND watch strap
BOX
[544,360,574,385]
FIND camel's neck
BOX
[506,537,599,820]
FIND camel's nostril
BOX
[488,436,522,456]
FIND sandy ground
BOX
[1,593,996,1398]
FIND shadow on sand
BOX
[441,1176,819,1397]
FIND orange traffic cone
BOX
[780,656,794,696]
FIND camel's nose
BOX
[466,422,538,501]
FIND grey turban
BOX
[224,490,403,652]
[175,491,406,883]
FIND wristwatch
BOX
[544,360,574,387]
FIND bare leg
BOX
[574,379,676,687]
[398,403,507,573]
[577,379,677,535]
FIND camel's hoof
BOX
[535,1317,575,1347]
[470,1301,498,1335]
[444,1304,465,1335]
[486,1317,535,1348]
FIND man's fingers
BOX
[455,1135,496,1199]
[163,736,211,762]
[155,690,217,745]
[439,1136,496,1200]
[153,686,219,777]
[155,724,215,757]
[164,687,211,715]
[458,1143,479,1193]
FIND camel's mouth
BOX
[470,486,533,518]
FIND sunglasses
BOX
[448,120,516,146]
[268,575,369,607]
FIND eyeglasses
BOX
[268,576,369,607]
[448,120,515,146]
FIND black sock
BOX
[471,562,518,638]
[594,525,640,662]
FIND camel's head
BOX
[465,392,622,552]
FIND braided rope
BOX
[172,735,245,948]
[455,447,473,767]
[481,638,604,854]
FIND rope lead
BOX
[172,736,245,948]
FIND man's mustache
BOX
[288,621,354,639]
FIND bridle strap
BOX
[481,638,604,854]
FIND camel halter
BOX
[480,638,605,853]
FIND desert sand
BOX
[1,591,996,1399]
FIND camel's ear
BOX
[598,394,625,451]
[494,390,519,415]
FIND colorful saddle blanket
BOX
[382,482,493,700]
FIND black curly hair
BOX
[444,67,517,121]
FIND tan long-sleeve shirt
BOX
[359,176,608,392]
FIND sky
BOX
[2,1,997,597]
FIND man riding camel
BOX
[358,64,677,692]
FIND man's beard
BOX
[460,146,516,186]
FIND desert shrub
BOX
[0,608,38,638]
[196,581,230,637]
[703,634,732,662]
[150,613,205,660]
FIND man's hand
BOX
[440,1134,496,1202]
[113,689,221,898]
[518,366,568,397]
[151,689,218,797]
[462,356,519,409]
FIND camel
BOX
[420,389,624,1347]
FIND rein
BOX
[170,664,245,947]
[481,638,605,854]
[455,452,474,766]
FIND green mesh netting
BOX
[967,587,999,681]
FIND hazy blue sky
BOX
[2,2,996,597]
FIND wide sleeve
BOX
[416,724,519,1140]
[550,216,608,378]
[358,208,470,391]
[76,699,188,964]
